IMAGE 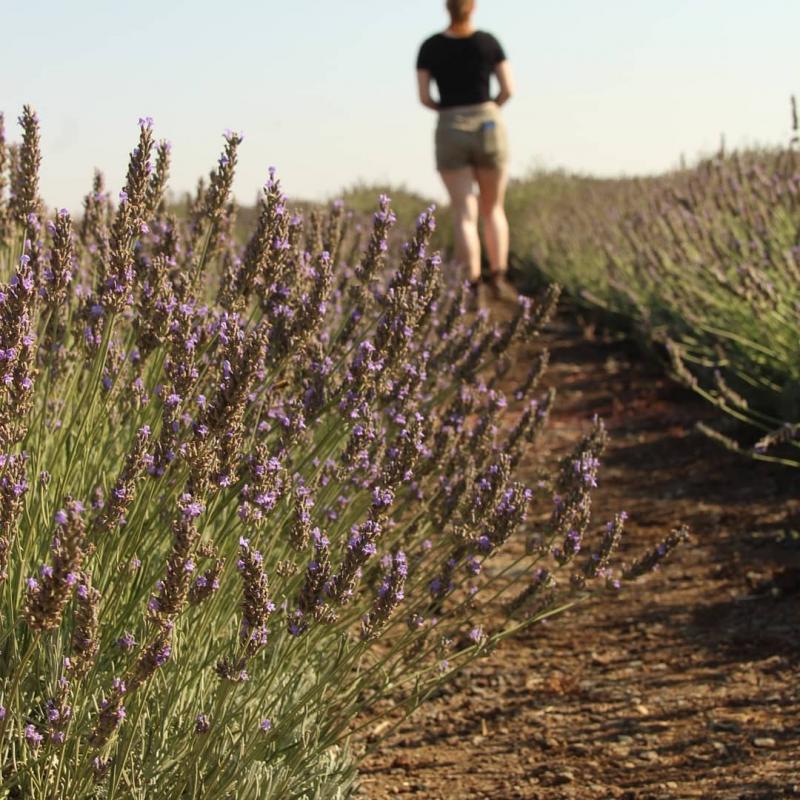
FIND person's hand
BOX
[417,69,440,111]
[494,60,515,106]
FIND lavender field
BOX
[0,108,703,798]
[506,105,800,467]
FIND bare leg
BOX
[475,165,509,275]
[439,167,480,282]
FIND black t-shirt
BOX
[416,31,506,108]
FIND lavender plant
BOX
[0,107,684,799]
[508,105,800,465]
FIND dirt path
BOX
[358,309,800,799]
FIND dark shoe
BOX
[466,280,485,312]
[487,271,518,302]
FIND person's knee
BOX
[478,197,501,220]
[454,200,479,225]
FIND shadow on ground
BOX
[359,313,800,800]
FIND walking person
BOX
[416,0,516,306]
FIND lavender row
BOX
[0,108,683,798]
[507,110,800,466]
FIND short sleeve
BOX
[416,38,433,70]
[487,33,506,65]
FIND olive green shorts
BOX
[435,102,508,171]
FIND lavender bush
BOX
[508,102,800,465]
[0,108,684,798]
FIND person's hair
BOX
[446,0,474,23]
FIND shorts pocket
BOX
[478,118,507,167]
[436,125,471,170]
[480,120,500,156]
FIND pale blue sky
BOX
[3,0,797,210]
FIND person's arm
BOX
[417,69,440,111]
[494,60,515,106]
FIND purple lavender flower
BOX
[468,626,485,644]
[179,494,204,519]
[154,644,171,666]
[24,724,43,748]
